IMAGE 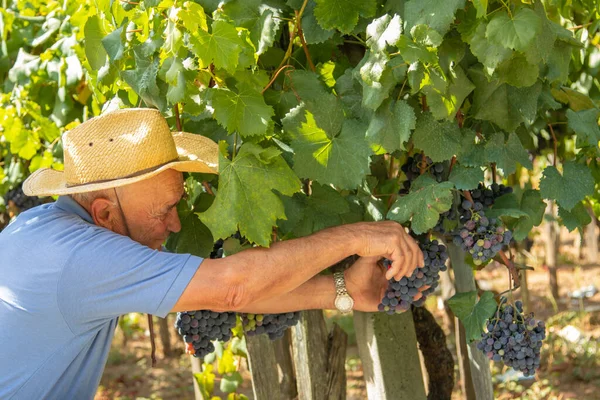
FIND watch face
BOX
[335,295,354,313]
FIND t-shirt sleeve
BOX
[57,224,202,334]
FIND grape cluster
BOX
[477,299,546,377]
[451,200,512,265]
[399,155,445,194]
[378,238,449,314]
[471,183,513,208]
[241,312,301,340]
[4,185,45,211]
[174,310,237,358]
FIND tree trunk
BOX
[411,305,454,400]
[354,310,427,400]
[545,202,560,299]
[447,243,494,400]
[158,315,173,358]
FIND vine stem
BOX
[462,190,474,204]
[174,103,182,131]
[261,65,295,94]
[120,0,139,4]
[295,10,315,72]
[498,250,520,290]
[448,155,457,174]
[202,182,214,196]
[548,123,558,167]
[491,163,497,182]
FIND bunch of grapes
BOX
[378,238,449,314]
[4,185,45,211]
[399,155,446,194]
[471,183,513,207]
[477,299,546,377]
[175,310,237,358]
[240,312,301,340]
[451,200,512,265]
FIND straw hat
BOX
[23,108,219,197]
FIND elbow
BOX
[220,269,253,311]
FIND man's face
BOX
[119,169,185,250]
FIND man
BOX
[0,108,424,399]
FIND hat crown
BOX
[63,109,179,187]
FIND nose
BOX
[166,207,182,234]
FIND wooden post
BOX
[447,243,493,400]
[545,202,560,299]
[586,207,598,264]
[190,356,204,400]
[246,334,287,400]
[353,311,427,400]
[291,310,347,400]
[273,330,298,399]
[157,315,173,357]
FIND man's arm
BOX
[171,221,423,313]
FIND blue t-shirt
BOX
[0,196,203,399]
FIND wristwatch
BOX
[333,271,354,314]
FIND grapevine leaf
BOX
[539,162,595,211]
[220,372,243,394]
[486,190,545,241]
[211,83,275,137]
[102,26,125,62]
[300,0,335,44]
[467,22,513,75]
[188,20,243,73]
[396,35,437,65]
[199,142,301,247]
[473,0,487,18]
[448,165,484,190]
[448,291,497,342]
[121,50,165,111]
[335,69,364,118]
[558,202,592,233]
[423,65,474,120]
[551,87,596,112]
[84,16,107,71]
[457,129,486,167]
[278,183,350,237]
[470,68,541,131]
[546,41,573,84]
[359,66,397,111]
[178,1,208,32]
[221,0,283,55]
[495,54,539,88]
[524,1,557,65]
[313,0,376,34]
[166,210,214,258]
[486,8,542,52]
[366,99,416,154]
[412,112,462,162]
[366,14,402,53]
[484,132,532,175]
[164,11,183,55]
[166,71,186,104]
[283,103,372,189]
[411,24,443,47]
[566,108,600,151]
[387,175,454,234]
[404,0,465,37]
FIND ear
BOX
[89,197,118,231]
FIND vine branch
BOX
[548,123,558,167]
[295,10,315,72]
[174,103,182,131]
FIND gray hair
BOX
[69,189,116,207]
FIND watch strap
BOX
[333,271,348,296]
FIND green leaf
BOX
[540,162,595,212]
[567,108,600,151]
[546,40,572,84]
[473,0,487,18]
[470,68,541,132]
[484,132,532,175]
[284,103,372,189]
[558,202,592,232]
[412,113,462,162]
[448,165,483,190]
[313,0,376,34]
[486,8,542,52]
[396,35,437,65]
[404,0,465,37]
[188,20,244,73]
[466,22,513,75]
[84,16,107,71]
[495,53,539,88]
[448,291,497,342]
[359,66,397,111]
[222,0,283,55]
[220,372,243,394]
[164,9,183,55]
[485,190,545,240]
[411,24,443,47]
[102,26,124,62]
[423,65,474,120]
[165,210,214,258]
[278,183,350,237]
[199,142,301,247]
[211,83,274,137]
[167,71,186,104]
[121,49,165,111]
[387,175,454,234]
[366,99,416,154]
[366,14,402,53]
[300,0,335,44]
[179,1,208,32]
[551,87,596,112]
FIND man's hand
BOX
[345,221,424,281]
[344,256,428,312]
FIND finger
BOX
[418,285,430,293]
[413,292,423,301]
[386,241,407,280]
[405,235,421,276]
[393,237,412,280]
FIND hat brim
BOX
[23,132,219,197]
